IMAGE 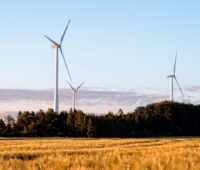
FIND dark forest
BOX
[0,101,199,137]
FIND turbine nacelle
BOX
[51,44,60,48]
[166,75,175,78]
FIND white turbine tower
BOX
[166,52,184,101]
[67,81,85,111]
[45,20,72,113]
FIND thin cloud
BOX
[184,85,200,93]
[0,87,193,116]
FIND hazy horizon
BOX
[0,85,199,117]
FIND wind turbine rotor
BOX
[167,51,184,102]
[76,82,85,92]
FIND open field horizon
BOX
[0,138,199,170]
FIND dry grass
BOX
[0,138,199,170]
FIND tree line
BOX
[0,101,199,137]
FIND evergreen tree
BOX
[4,115,15,128]
[74,110,85,136]
[66,109,75,136]
[17,111,36,134]
[87,118,96,137]
[0,119,6,135]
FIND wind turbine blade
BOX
[173,52,177,74]
[76,82,85,91]
[60,19,71,45]
[44,35,59,46]
[67,81,75,91]
[174,76,184,97]
[60,47,72,82]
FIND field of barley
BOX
[0,138,199,170]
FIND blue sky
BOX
[0,1,200,113]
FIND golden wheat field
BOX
[0,138,199,170]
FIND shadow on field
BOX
[2,153,39,160]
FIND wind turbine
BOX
[166,52,184,101]
[67,81,85,111]
[45,19,72,113]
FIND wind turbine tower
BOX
[45,20,72,113]
[68,81,85,111]
[166,52,184,101]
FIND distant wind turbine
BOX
[166,52,184,101]
[67,81,85,111]
[45,19,72,113]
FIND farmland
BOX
[0,138,199,170]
